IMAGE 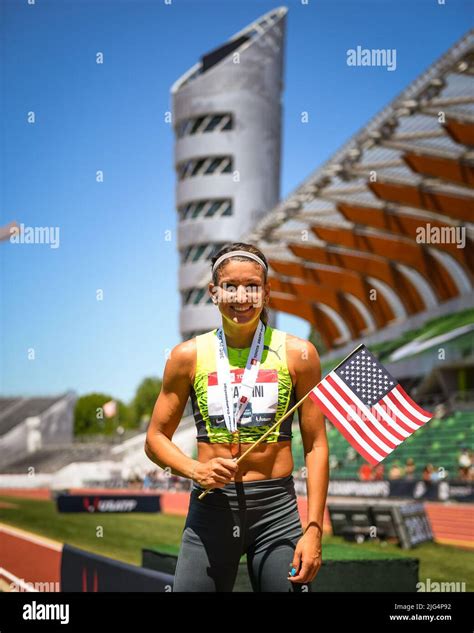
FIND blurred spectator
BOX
[143,470,152,489]
[405,458,416,480]
[388,460,404,480]
[458,448,472,481]
[128,474,142,489]
[372,463,385,481]
[422,464,434,482]
[430,466,442,482]
[150,470,159,487]
[358,463,373,481]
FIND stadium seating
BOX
[0,397,64,436]
[292,411,474,479]
[0,442,115,474]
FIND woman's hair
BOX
[210,242,269,326]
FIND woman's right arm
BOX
[144,340,198,479]
[144,340,238,487]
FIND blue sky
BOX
[1,0,470,402]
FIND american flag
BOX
[103,400,117,418]
[309,344,433,465]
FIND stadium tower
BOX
[171,7,287,341]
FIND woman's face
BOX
[209,260,270,325]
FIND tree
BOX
[74,393,133,436]
[132,377,163,428]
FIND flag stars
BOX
[337,350,398,407]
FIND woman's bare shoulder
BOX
[285,333,321,374]
[168,337,197,381]
[285,332,319,355]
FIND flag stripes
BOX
[309,345,433,465]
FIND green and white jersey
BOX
[190,325,296,444]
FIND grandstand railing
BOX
[417,390,474,410]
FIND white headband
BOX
[212,250,268,275]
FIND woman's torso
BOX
[189,325,299,482]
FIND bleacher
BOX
[0,442,117,475]
[0,397,64,436]
[325,410,474,479]
[0,398,20,415]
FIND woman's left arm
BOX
[289,340,329,586]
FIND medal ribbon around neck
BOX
[215,320,265,434]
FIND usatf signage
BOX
[56,494,161,513]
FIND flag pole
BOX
[197,343,365,500]
[198,384,316,500]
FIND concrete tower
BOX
[171,7,287,340]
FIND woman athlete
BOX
[145,242,329,592]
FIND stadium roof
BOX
[240,29,474,350]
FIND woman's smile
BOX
[230,305,255,315]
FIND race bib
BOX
[208,368,278,428]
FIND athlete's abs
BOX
[197,439,294,482]
[189,331,299,482]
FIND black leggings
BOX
[173,474,312,592]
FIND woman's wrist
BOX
[187,460,201,482]
[304,521,323,539]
